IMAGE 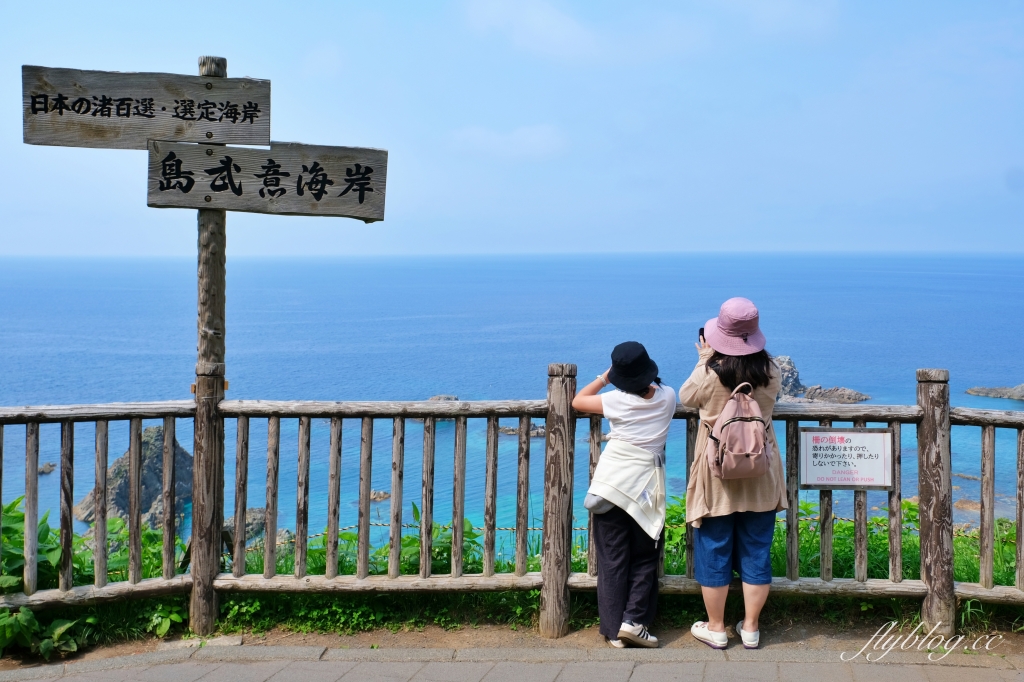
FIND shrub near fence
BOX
[1,366,1022,639]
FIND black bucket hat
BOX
[607,341,659,394]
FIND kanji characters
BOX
[218,101,240,124]
[241,101,260,124]
[70,97,91,114]
[157,152,195,193]
[91,95,114,117]
[197,100,219,122]
[50,93,71,116]
[338,164,374,203]
[115,97,134,118]
[30,94,49,114]
[173,99,197,121]
[133,98,156,118]
[206,156,244,196]
[296,161,334,201]
[254,159,290,198]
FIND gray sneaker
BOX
[617,621,659,648]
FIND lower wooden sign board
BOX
[147,141,387,222]
[799,427,893,491]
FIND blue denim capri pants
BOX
[693,510,776,587]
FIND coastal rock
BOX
[223,508,267,541]
[773,356,869,403]
[774,356,806,398]
[966,384,1024,400]
[954,498,981,512]
[802,385,871,404]
[498,424,546,438]
[370,490,391,502]
[413,395,459,422]
[276,528,294,546]
[38,462,56,475]
[74,426,192,530]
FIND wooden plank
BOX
[218,399,548,419]
[357,417,373,579]
[326,417,342,580]
[539,364,576,639]
[853,419,868,583]
[59,422,74,591]
[950,407,1024,429]
[389,418,406,579]
[295,417,311,579]
[163,417,178,580]
[685,417,696,579]
[232,416,248,578]
[22,65,270,149]
[483,417,498,577]
[888,421,903,583]
[451,416,468,578]
[768,403,923,423]
[1018,429,1024,592]
[128,418,142,585]
[264,417,280,579]
[818,419,833,583]
[148,141,387,223]
[979,424,995,590]
[420,418,436,579]
[0,401,195,425]
[93,422,108,588]
[785,420,800,581]
[0,576,194,610]
[515,416,531,578]
[569,574,932,599]
[587,416,601,577]
[916,369,954,637]
[215,572,544,594]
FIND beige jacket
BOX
[679,347,787,528]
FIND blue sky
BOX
[1,1,1022,255]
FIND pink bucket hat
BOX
[704,297,766,356]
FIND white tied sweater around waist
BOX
[586,438,666,540]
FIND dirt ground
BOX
[3,621,1022,670]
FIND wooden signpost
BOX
[22,56,388,635]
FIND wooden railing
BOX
[1,367,1022,639]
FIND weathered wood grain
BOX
[452,417,468,578]
[712,403,922,423]
[160,418,177,580]
[785,420,800,581]
[218,399,547,419]
[817,419,833,582]
[357,418,373,580]
[94,422,108,588]
[483,416,498,577]
[1018,429,1024,592]
[23,65,269,149]
[515,416,530,577]
[853,419,868,583]
[25,424,39,594]
[979,424,995,590]
[59,421,74,591]
[148,141,388,223]
[569,574,933,599]
[389,418,405,579]
[232,416,248,578]
[0,576,193,610]
[540,364,576,639]
[128,418,142,585]
[587,416,601,578]
[326,417,342,580]
[916,369,955,637]
[685,417,696,580]
[214,573,544,594]
[0,401,195,424]
[264,417,280,579]
[950,407,1024,428]
[420,418,436,579]
[888,421,902,583]
[295,417,311,579]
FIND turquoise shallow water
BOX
[1,255,1022,555]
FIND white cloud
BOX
[453,124,567,157]
[466,0,600,59]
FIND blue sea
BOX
[2,255,1023,557]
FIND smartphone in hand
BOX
[698,327,705,342]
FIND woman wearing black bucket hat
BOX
[572,341,677,648]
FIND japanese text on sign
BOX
[799,428,892,490]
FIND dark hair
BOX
[707,351,773,391]
[621,377,662,397]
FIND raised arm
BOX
[572,369,610,415]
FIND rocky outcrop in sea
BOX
[966,384,1024,400]
[774,355,870,404]
[74,426,192,530]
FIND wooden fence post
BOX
[917,369,954,637]
[190,54,228,637]
[540,363,576,639]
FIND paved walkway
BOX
[1,644,1022,681]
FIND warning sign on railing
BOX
[799,427,893,490]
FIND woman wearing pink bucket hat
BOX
[680,297,787,651]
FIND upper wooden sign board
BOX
[147,141,387,222]
[23,65,270,149]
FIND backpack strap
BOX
[731,382,753,396]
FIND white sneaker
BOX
[617,621,659,648]
[606,637,625,648]
[736,620,760,649]
[691,621,728,649]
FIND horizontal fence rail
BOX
[0,367,1021,642]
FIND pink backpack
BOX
[705,382,771,479]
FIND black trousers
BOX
[592,505,661,639]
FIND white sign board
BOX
[799,427,893,490]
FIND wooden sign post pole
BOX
[190,55,228,637]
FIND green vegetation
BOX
[0,495,1019,661]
